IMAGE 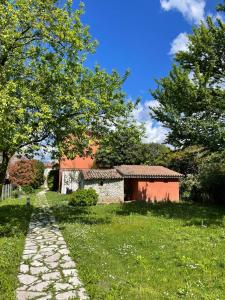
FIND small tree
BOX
[8,159,44,189]
[33,160,45,189]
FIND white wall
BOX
[60,170,125,203]
[61,170,81,194]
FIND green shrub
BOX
[180,175,199,201]
[197,152,225,204]
[11,189,20,198]
[32,160,45,189]
[47,169,59,191]
[21,185,34,194]
[69,188,98,206]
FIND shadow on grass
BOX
[117,201,225,227]
[0,204,33,237]
[47,192,225,227]
[51,204,112,226]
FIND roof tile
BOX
[82,169,122,180]
[115,165,183,178]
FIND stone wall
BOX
[84,179,124,203]
[60,170,82,194]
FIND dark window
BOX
[99,180,104,186]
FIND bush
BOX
[32,160,45,188]
[180,175,199,201]
[21,185,34,194]
[197,152,225,204]
[11,189,20,198]
[47,169,59,191]
[69,188,98,206]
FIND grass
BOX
[46,192,225,300]
[0,195,34,300]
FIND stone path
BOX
[16,191,89,300]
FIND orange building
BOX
[59,155,183,202]
[115,165,182,202]
[59,144,97,170]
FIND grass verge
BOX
[0,196,34,300]
[47,191,225,300]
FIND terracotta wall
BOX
[130,178,180,202]
[60,145,97,170]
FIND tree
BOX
[140,143,172,166]
[95,122,171,168]
[33,160,45,188]
[95,123,144,168]
[197,150,225,204]
[8,159,44,188]
[169,146,204,176]
[0,0,132,183]
[151,3,225,151]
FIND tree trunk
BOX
[0,151,10,184]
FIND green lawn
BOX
[46,192,225,300]
[0,196,34,300]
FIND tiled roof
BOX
[82,169,122,180]
[115,165,183,178]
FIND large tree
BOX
[95,122,144,168]
[0,0,131,183]
[95,122,171,168]
[140,143,172,166]
[151,3,225,151]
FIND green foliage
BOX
[0,0,132,182]
[197,151,225,204]
[96,122,171,168]
[11,189,21,199]
[169,146,204,175]
[140,143,172,166]
[69,188,98,206]
[180,174,199,201]
[21,185,34,194]
[32,161,45,189]
[177,150,225,204]
[96,122,144,168]
[47,169,59,191]
[151,4,225,151]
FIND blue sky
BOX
[73,0,221,143]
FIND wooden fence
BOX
[1,184,12,200]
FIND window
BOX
[99,180,104,186]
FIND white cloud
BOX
[170,32,189,55]
[132,100,169,144]
[160,0,206,24]
[210,12,225,24]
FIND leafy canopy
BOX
[151,3,225,151]
[0,0,131,173]
[95,122,171,168]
